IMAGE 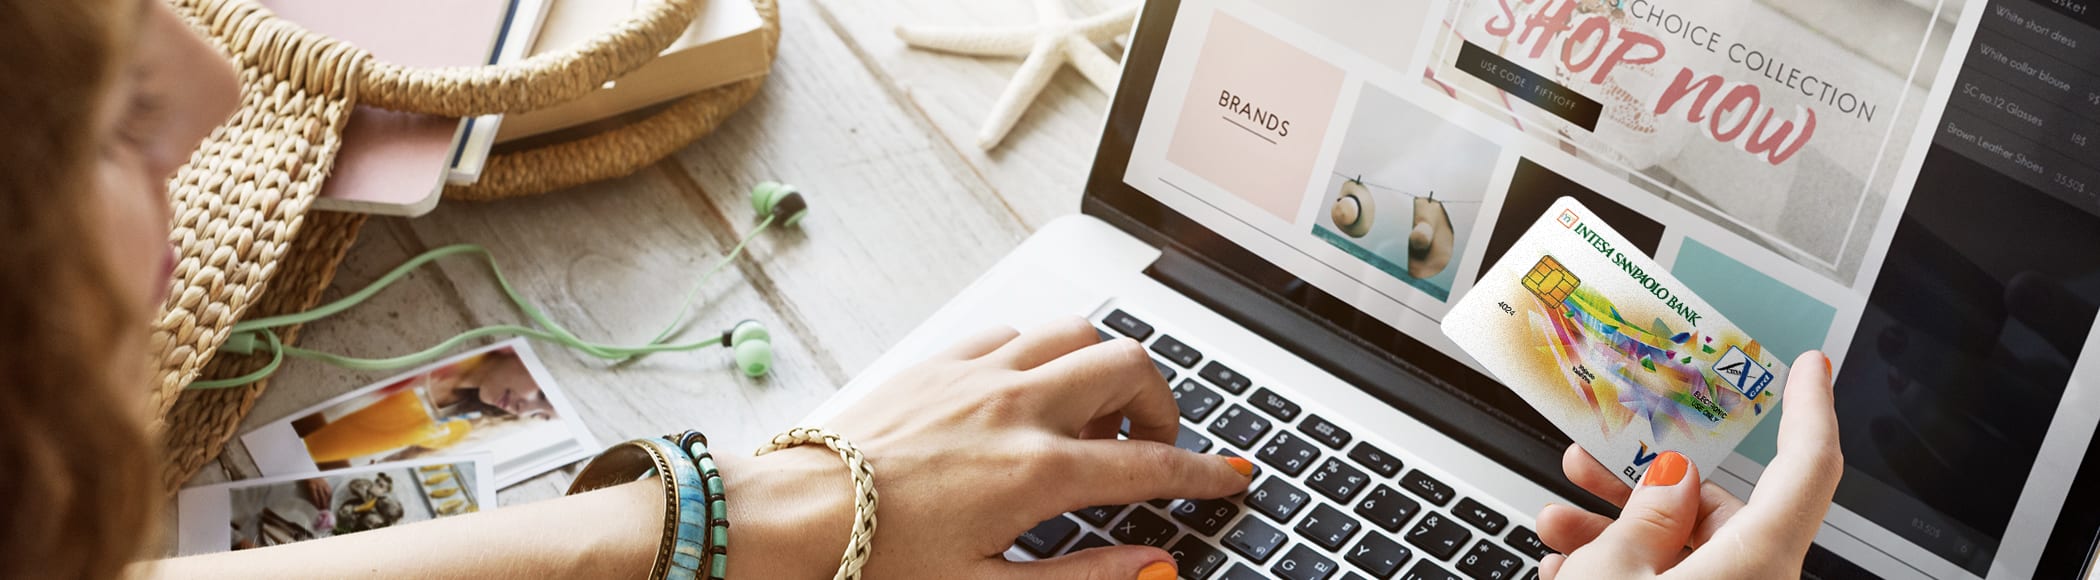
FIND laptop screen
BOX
[1085,0,2100,577]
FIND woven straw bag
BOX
[152,0,781,493]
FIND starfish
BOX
[896,0,1138,149]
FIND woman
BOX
[3,0,1845,578]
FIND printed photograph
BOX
[243,339,599,488]
[176,457,495,555]
[1426,0,1962,280]
[1311,84,1500,301]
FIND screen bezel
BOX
[1076,0,2100,577]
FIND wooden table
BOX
[203,0,1128,504]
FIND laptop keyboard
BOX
[1009,308,1554,580]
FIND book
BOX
[447,0,556,186]
[494,0,769,142]
[262,0,510,216]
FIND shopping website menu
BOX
[1119,0,2100,578]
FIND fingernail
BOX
[1822,354,1833,376]
[1641,451,1687,487]
[1137,561,1176,580]
[1225,457,1255,477]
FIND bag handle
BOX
[174,0,703,117]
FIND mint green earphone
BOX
[188,182,811,389]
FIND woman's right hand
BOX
[720,318,1254,580]
[1535,351,1845,579]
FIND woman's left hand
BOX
[720,318,1255,579]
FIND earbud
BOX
[751,181,810,227]
[721,320,773,378]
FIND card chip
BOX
[1522,256,1579,304]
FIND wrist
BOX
[717,446,855,579]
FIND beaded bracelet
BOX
[670,431,731,580]
[755,427,877,580]
[569,434,730,580]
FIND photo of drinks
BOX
[242,339,599,488]
[176,457,495,555]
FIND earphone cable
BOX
[188,216,780,389]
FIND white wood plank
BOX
[810,0,1122,228]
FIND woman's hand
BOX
[1535,352,1844,579]
[721,319,1254,579]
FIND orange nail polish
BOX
[1641,451,1687,487]
[1822,355,1833,376]
[1226,457,1255,477]
[1137,561,1177,580]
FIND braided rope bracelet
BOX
[755,427,878,580]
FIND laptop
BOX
[809,0,2100,578]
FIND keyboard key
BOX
[1173,379,1224,422]
[1503,526,1551,561]
[1347,533,1413,579]
[1298,415,1353,449]
[1271,544,1340,580]
[1521,569,1538,580]
[1199,360,1252,394]
[1207,405,1272,450]
[1401,560,1463,580]
[1174,424,1214,453]
[1348,442,1404,478]
[1074,505,1126,527]
[1170,497,1241,536]
[1293,504,1363,551]
[1401,470,1456,506]
[1169,536,1229,580]
[1104,309,1154,340]
[1110,507,1179,548]
[1355,485,1422,533]
[1152,334,1203,368]
[1250,387,1303,422]
[1154,359,1178,381]
[1256,431,1321,476]
[1455,541,1521,580]
[1344,574,1371,580]
[1406,513,1472,561]
[1014,516,1080,557]
[1452,498,1508,536]
[1222,515,1289,563]
[1308,457,1370,504]
[1246,477,1312,524]
[1219,564,1268,580]
[1096,327,1114,342]
[1070,532,1114,553]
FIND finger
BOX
[990,545,1179,580]
[1535,503,1612,554]
[1714,351,1843,553]
[1538,554,1565,580]
[1563,444,1633,507]
[1056,439,1253,508]
[1687,481,1746,548]
[1031,339,1180,444]
[941,325,1020,360]
[1078,414,1123,440]
[1583,451,1703,573]
[989,317,1109,370]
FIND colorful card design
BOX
[1443,197,1787,485]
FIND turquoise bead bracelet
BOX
[671,430,731,580]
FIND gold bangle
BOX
[755,427,877,580]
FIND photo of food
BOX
[1311,84,1500,301]
[176,458,495,555]
[244,339,599,488]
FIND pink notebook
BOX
[262,0,509,216]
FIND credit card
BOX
[1442,197,1787,485]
